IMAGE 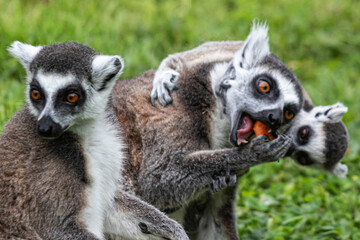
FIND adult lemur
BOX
[151,29,349,178]
[0,42,188,239]
[111,24,305,239]
[148,23,349,238]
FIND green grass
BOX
[0,0,359,239]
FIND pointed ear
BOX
[91,55,124,91]
[325,102,348,122]
[233,22,270,70]
[7,41,43,72]
[329,162,348,178]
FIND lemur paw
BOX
[250,134,292,163]
[210,169,237,193]
[151,70,180,107]
[138,220,189,240]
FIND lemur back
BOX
[112,60,292,240]
[113,64,216,189]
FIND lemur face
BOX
[287,102,349,178]
[8,41,124,139]
[215,24,303,146]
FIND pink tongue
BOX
[237,114,254,143]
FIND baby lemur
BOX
[111,24,304,240]
[149,24,349,238]
[1,41,188,240]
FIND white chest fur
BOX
[75,116,125,239]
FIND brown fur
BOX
[112,62,292,240]
[113,65,217,194]
[0,107,96,239]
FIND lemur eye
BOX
[299,128,308,139]
[299,156,309,165]
[298,156,314,166]
[297,126,311,145]
[66,93,79,104]
[285,110,294,120]
[31,89,41,100]
[258,80,271,93]
[296,152,314,166]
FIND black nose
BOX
[267,109,282,129]
[37,116,63,138]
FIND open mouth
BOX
[231,113,278,146]
[236,113,254,145]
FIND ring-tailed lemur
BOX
[288,101,348,177]
[1,41,188,240]
[111,23,302,240]
[148,23,349,239]
[150,37,349,178]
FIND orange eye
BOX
[31,90,41,100]
[285,110,294,120]
[66,93,79,104]
[258,80,270,93]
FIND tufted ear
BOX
[8,41,43,72]
[329,162,348,178]
[233,21,270,70]
[92,55,124,91]
[324,102,348,122]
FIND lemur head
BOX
[215,23,303,146]
[8,41,124,139]
[287,102,349,178]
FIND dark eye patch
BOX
[29,78,46,110]
[297,125,312,145]
[295,151,315,166]
[284,103,299,123]
[251,74,280,101]
[54,84,86,111]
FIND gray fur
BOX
[30,41,97,79]
[146,25,348,238]
[112,61,292,240]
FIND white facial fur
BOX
[215,23,302,141]
[288,103,348,178]
[9,41,124,134]
[28,71,79,128]
[288,108,327,162]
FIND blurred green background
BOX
[0,0,359,239]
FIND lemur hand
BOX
[138,220,189,240]
[151,69,180,106]
[210,169,237,193]
[250,134,292,163]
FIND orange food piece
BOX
[253,121,275,140]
